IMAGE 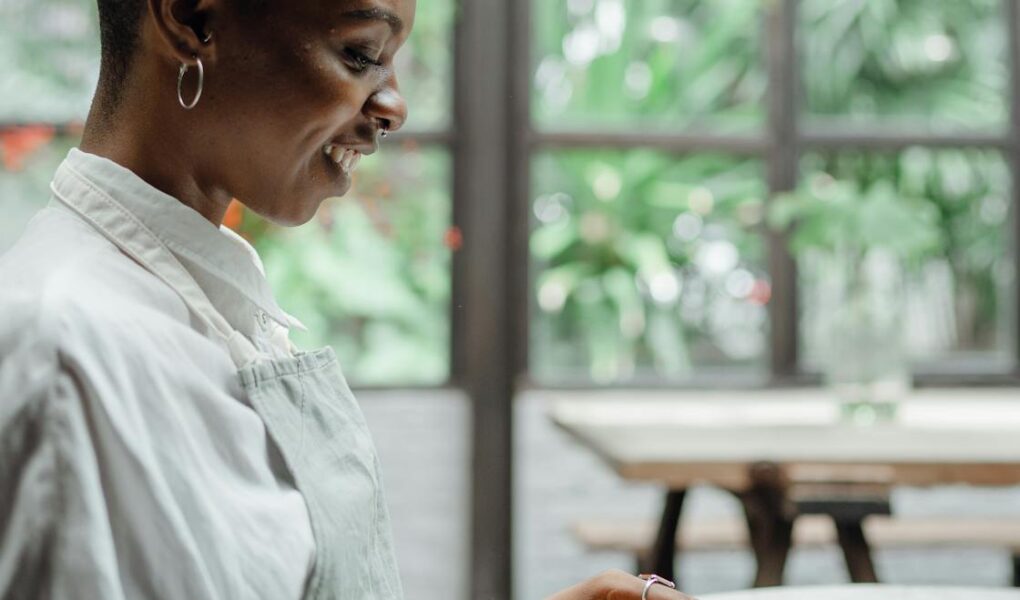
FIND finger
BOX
[635,575,698,600]
[646,585,698,600]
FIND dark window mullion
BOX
[530,130,768,155]
[1007,0,1020,375]
[451,0,515,597]
[799,129,1011,151]
[508,0,532,382]
[765,0,800,380]
[530,128,1011,154]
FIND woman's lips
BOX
[322,143,361,174]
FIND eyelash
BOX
[344,48,383,73]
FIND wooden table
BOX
[549,389,1020,587]
[701,585,1020,600]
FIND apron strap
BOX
[50,161,262,368]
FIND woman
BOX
[0,0,694,598]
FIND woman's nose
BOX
[366,82,408,133]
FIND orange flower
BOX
[443,225,463,251]
[748,280,772,306]
[223,199,245,231]
[0,126,55,172]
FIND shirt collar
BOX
[59,148,292,330]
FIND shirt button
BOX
[256,311,269,329]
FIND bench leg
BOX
[834,521,878,583]
[643,489,687,584]
[1013,552,1020,587]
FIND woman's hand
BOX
[545,569,698,600]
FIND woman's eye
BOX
[344,48,381,73]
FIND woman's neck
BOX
[80,87,231,227]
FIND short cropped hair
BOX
[94,0,266,108]
[95,0,146,100]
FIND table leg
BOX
[739,493,793,587]
[834,520,878,583]
[738,463,794,588]
[644,489,687,583]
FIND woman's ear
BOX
[146,0,220,63]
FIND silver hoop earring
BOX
[177,56,204,110]
[380,128,389,138]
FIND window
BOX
[523,0,1020,386]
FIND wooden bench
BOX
[571,515,1020,585]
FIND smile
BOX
[322,143,361,174]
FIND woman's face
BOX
[197,0,415,225]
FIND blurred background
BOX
[4,0,1020,598]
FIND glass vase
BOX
[820,250,911,424]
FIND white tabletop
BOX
[549,388,1020,488]
[701,585,1020,600]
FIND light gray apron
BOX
[51,173,403,600]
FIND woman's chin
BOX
[250,166,353,227]
[256,195,329,227]
[326,176,353,199]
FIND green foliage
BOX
[769,177,943,264]
[531,150,768,382]
[532,0,765,130]
[532,0,1012,380]
[801,0,1007,127]
[243,148,452,386]
[392,0,454,129]
[0,0,100,122]
[791,149,1010,358]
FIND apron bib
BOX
[51,169,403,600]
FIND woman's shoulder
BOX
[0,204,194,363]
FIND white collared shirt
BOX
[0,149,316,599]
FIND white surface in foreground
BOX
[702,585,1020,600]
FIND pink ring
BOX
[641,574,676,600]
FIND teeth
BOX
[322,144,360,174]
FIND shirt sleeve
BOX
[0,348,125,599]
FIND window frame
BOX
[513,0,1020,389]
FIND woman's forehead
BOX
[302,0,417,31]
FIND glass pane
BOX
[0,1,100,122]
[530,150,769,383]
[0,130,78,252]
[798,149,1014,371]
[395,0,454,130]
[532,0,765,131]
[800,0,1008,130]
[237,146,452,386]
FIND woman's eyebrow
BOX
[341,8,404,33]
